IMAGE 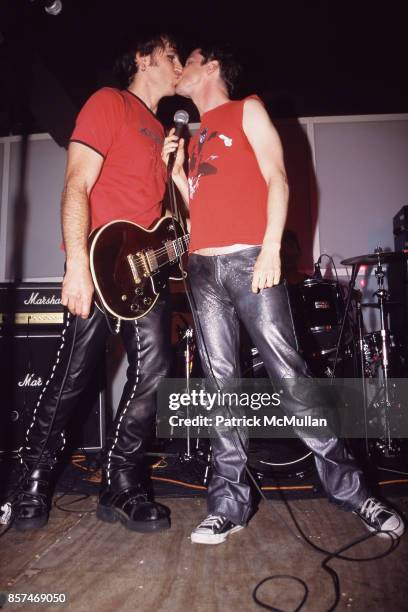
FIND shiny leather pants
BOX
[23,296,171,494]
[188,248,368,525]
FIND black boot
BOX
[95,300,172,533]
[96,482,170,533]
[12,451,57,531]
[96,454,170,533]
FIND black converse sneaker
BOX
[191,514,244,545]
[354,497,405,538]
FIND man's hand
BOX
[162,128,185,177]
[61,260,94,319]
[251,244,281,293]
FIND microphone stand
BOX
[164,123,211,486]
[331,262,360,379]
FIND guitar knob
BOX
[143,297,152,306]
[135,287,143,296]
[130,303,140,312]
[121,295,127,301]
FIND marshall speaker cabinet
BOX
[0,283,106,454]
[391,206,408,362]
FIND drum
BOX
[248,438,314,479]
[242,279,353,378]
[296,279,349,356]
[241,360,314,478]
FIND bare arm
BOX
[242,98,289,293]
[61,142,103,318]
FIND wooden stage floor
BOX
[1,496,408,611]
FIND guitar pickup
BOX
[164,240,177,262]
[145,249,158,273]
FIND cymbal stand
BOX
[355,293,370,455]
[150,326,211,485]
[372,251,392,452]
[168,326,195,457]
[332,262,360,378]
[175,326,211,484]
[183,327,194,458]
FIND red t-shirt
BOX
[187,96,268,252]
[70,88,166,232]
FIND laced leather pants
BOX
[23,295,171,494]
[188,247,369,526]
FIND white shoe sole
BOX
[355,513,405,539]
[372,523,405,539]
[191,524,244,545]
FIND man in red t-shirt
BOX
[12,34,182,533]
[163,45,404,544]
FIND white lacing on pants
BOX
[19,312,72,463]
[106,320,141,487]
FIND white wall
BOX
[311,116,408,266]
[0,135,66,281]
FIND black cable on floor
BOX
[253,575,308,612]
[251,481,400,611]
[53,492,96,514]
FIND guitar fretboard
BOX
[171,235,190,259]
[162,235,188,264]
[147,234,189,270]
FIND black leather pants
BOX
[23,295,171,494]
[188,247,368,525]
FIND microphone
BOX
[43,1,63,15]
[313,255,322,280]
[168,110,189,173]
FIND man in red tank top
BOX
[10,35,182,534]
[163,45,404,544]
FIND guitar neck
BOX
[154,234,190,269]
[171,234,190,259]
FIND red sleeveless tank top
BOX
[188,96,268,251]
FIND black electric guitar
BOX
[89,217,189,320]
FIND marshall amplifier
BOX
[0,286,106,454]
[393,205,408,236]
[390,228,408,366]
[0,282,64,326]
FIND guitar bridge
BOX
[127,254,142,284]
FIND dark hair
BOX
[117,33,177,86]
[198,44,241,95]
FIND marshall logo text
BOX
[18,373,43,388]
[23,292,62,307]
